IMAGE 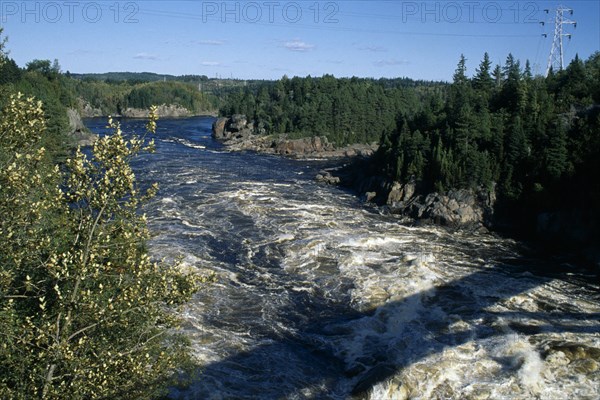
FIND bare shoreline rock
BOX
[67,108,97,147]
[78,98,217,119]
[212,114,378,160]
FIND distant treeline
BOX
[68,79,219,115]
[70,71,211,83]
[220,74,447,146]
[0,59,235,125]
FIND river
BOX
[85,116,600,400]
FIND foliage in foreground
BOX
[0,98,204,399]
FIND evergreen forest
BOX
[220,52,600,240]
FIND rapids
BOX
[85,116,600,400]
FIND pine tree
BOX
[473,52,494,95]
[544,117,570,180]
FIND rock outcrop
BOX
[77,99,103,118]
[319,159,496,230]
[383,183,494,230]
[122,104,194,118]
[212,114,377,159]
[315,170,341,185]
[401,189,493,228]
[67,108,97,147]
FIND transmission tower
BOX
[544,6,576,76]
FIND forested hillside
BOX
[0,57,220,121]
[371,53,599,236]
[220,75,446,146]
[0,58,77,157]
[219,52,600,247]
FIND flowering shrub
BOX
[0,97,205,399]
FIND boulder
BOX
[315,170,341,185]
[363,192,377,203]
[311,136,323,152]
[212,117,228,139]
[227,114,248,132]
[410,189,485,227]
[212,114,257,144]
[386,181,416,205]
[67,108,97,147]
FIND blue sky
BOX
[1,1,598,81]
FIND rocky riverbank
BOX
[78,99,217,119]
[316,162,495,232]
[212,114,377,159]
[67,107,98,147]
[214,114,492,230]
[213,115,599,266]
[319,160,600,267]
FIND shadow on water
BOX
[172,255,600,400]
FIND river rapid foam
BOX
[86,116,600,400]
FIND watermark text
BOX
[1,1,139,23]
[200,2,339,24]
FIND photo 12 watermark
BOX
[0,1,541,25]
[199,2,339,24]
[0,1,140,23]
[398,1,541,24]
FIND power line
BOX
[137,7,540,39]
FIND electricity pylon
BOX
[544,6,576,76]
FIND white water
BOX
[87,117,600,399]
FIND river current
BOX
[85,116,600,400]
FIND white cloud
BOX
[133,52,159,60]
[359,45,388,53]
[194,39,226,46]
[201,61,221,66]
[373,59,410,67]
[284,40,315,52]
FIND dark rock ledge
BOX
[212,115,377,160]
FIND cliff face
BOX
[67,108,97,147]
[322,162,495,231]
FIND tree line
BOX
[220,74,446,146]
[373,52,599,231]
[0,56,219,120]
[220,52,600,237]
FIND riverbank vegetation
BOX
[220,74,445,146]
[1,32,205,398]
[372,53,600,241]
[220,52,600,252]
